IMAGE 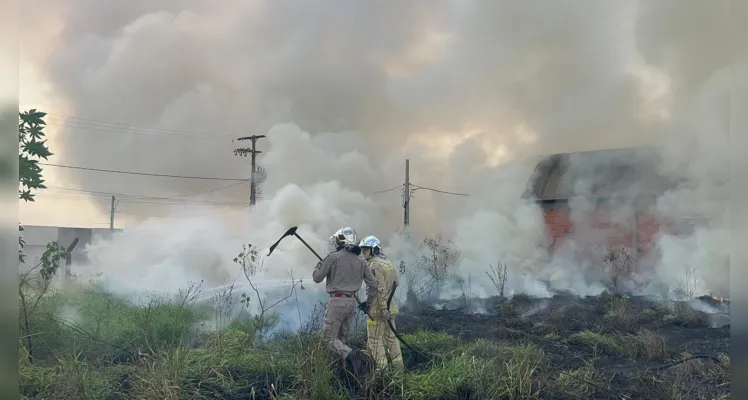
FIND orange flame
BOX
[712,296,728,302]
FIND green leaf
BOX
[22,140,53,159]
[18,225,26,263]
[20,110,47,127]
[19,190,35,202]
[18,109,56,265]
[38,242,68,280]
[18,110,49,201]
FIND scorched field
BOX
[19,282,729,400]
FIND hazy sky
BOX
[18,0,730,231]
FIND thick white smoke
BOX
[650,68,731,298]
[21,1,735,327]
[72,123,394,331]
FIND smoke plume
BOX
[20,1,734,324]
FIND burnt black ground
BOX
[393,292,730,399]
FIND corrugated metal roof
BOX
[522,147,679,201]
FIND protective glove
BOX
[358,301,368,314]
[314,261,322,270]
[381,309,392,321]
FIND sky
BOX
[18,0,725,230]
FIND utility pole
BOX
[109,196,115,239]
[65,237,79,281]
[235,134,267,207]
[395,158,468,234]
[403,159,411,230]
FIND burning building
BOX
[522,147,687,268]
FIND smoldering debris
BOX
[520,299,550,319]
[411,289,730,333]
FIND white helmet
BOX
[333,227,358,248]
[326,235,339,253]
[358,236,382,256]
[359,235,381,254]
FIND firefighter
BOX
[313,227,378,365]
[358,235,403,371]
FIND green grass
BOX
[555,362,612,400]
[636,351,731,400]
[567,328,669,361]
[19,282,555,400]
[602,297,636,331]
[20,285,206,365]
[18,279,729,400]
[396,341,548,400]
[401,330,459,353]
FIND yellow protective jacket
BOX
[367,254,400,319]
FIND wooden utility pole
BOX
[235,134,266,206]
[398,158,467,233]
[65,237,79,280]
[631,198,639,264]
[109,196,115,239]
[403,159,411,230]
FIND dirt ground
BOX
[393,292,730,399]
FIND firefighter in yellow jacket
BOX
[358,235,403,371]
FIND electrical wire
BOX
[47,121,234,141]
[369,185,403,195]
[119,199,246,206]
[32,192,247,206]
[46,120,234,141]
[411,184,469,196]
[42,113,237,141]
[45,182,246,201]
[36,183,401,207]
[32,185,248,206]
[161,182,248,199]
[38,163,250,181]
[29,155,410,209]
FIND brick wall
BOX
[541,202,668,257]
[543,205,572,250]
[637,216,661,254]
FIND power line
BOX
[39,163,250,181]
[370,185,403,195]
[115,206,249,218]
[32,195,247,207]
[35,183,410,207]
[32,191,247,206]
[48,182,404,199]
[46,120,236,141]
[40,113,237,140]
[161,182,248,199]
[412,184,470,196]
[47,182,246,200]
[49,113,225,135]
[119,200,246,206]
